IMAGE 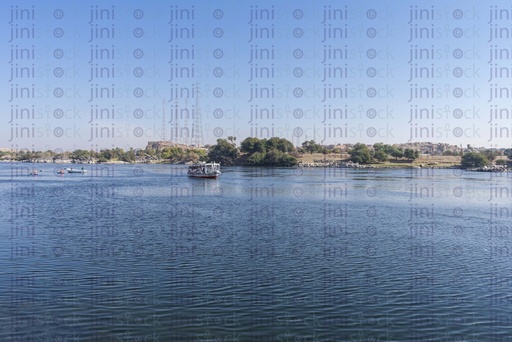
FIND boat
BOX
[66,168,87,174]
[57,169,65,175]
[187,162,221,178]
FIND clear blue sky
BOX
[1,0,509,151]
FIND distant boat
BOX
[29,170,40,176]
[187,162,221,179]
[66,168,87,174]
[57,169,65,175]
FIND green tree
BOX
[389,147,404,160]
[349,143,372,164]
[194,149,208,161]
[372,143,389,162]
[70,149,90,162]
[241,137,266,154]
[266,137,281,151]
[122,148,136,162]
[482,149,500,162]
[264,149,282,166]
[16,150,33,162]
[373,149,388,162]
[241,137,297,166]
[146,149,156,157]
[263,149,297,166]
[373,143,385,152]
[246,151,266,166]
[301,140,322,154]
[267,137,295,153]
[53,151,65,162]
[99,149,112,160]
[227,136,237,145]
[403,148,420,161]
[208,139,240,165]
[281,138,295,153]
[461,152,489,169]
[504,148,512,160]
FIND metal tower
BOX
[162,98,166,141]
[184,97,189,146]
[192,84,204,147]
[174,99,180,144]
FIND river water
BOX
[1,163,511,341]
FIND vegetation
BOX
[503,148,512,165]
[1,139,506,170]
[160,146,205,163]
[389,147,404,160]
[347,142,419,164]
[504,148,512,159]
[240,137,297,166]
[481,149,500,162]
[372,143,388,162]
[348,143,372,164]
[3,146,207,164]
[301,140,323,154]
[207,138,239,166]
[460,152,489,169]
[404,148,420,161]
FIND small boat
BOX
[29,170,40,176]
[66,168,87,174]
[57,169,65,175]
[187,162,221,179]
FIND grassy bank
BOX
[298,153,462,168]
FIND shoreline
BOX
[2,159,509,173]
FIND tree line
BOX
[2,146,207,164]
[348,143,420,164]
[3,139,510,169]
[208,137,298,166]
[460,149,511,169]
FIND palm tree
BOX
[227,136,237,146]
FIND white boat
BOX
[66,168,87,174]
[187,162,221,179]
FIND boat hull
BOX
[66,168,87,174]
[188,174,219,179]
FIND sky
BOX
[1,0,511,151]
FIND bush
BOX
[461,152,489,169]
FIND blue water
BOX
[1,163,511,341]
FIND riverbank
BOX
[297,153,461,168]
[3,153,509,172]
